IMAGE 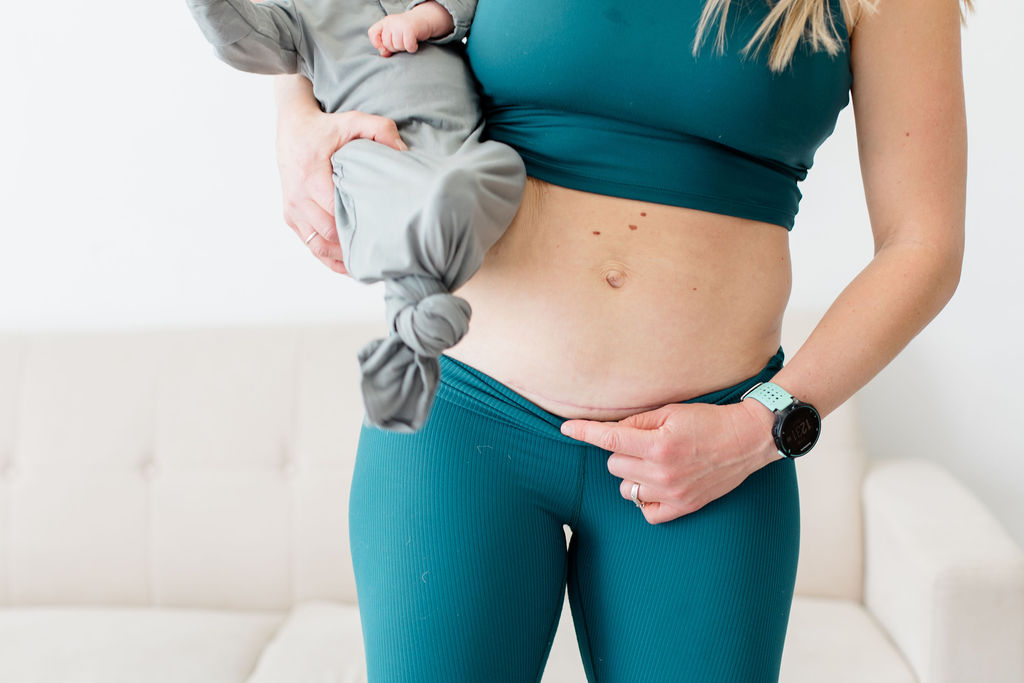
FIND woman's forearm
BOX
[768,235,964,419]
[273,73,321,123]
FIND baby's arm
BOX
[367,0,477,57]
[186,0,303,75]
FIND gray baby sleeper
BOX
[185,0,526,433]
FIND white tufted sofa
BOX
[0,316,1022,683]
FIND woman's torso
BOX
[444,0,854,421]
[444,178,791,421]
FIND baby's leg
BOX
[330,122,526,433]
[331,122,525,293]
[185,0,303,74]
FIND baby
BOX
[185,0,526,433]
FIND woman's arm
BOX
[763,0,967,419]
[273,73,408,275]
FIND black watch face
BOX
[780,405,821,456]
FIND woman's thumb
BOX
[618,406,671,431]
[368,116,408,151]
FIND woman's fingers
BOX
[311,245,349,276]
[289,208,347,273]
[278,164,336,248]
[607,451,665,490]
[300,228,349,275]
[559,418,663,456]
[302,226,342,262]
[303,159,340,243]
[277,133,340,258]
[283,187,342,258]
[618,478,667,505]
[617,405,673,431]
[326,258,349,275]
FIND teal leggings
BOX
[349,348,799,682]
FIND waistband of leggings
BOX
[436,347,785,445]
[682,346,785,405]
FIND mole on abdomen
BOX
[640,212,647,217]
[628,224,638,230]
[592,231,601,235]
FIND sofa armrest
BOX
[861,457,1024,683]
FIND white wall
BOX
[1,2,1021,547]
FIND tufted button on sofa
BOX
[0,316,1021,683]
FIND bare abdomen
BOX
[445,178,793,421]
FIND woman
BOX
[273,0,969,679]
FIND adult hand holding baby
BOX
[273,75,408,275]
[194,0,516,432]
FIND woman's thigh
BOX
[567,452,800,683]
[348,391,581,683]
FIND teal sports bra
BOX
[465,0,853,230]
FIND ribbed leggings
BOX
[348,348,800,682]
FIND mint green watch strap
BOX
[740,381,794,413]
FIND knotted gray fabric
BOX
[185,0,526,432]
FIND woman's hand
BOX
[274,77,408,275]
[559,400,781,524]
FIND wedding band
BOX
[630,482,646,509]
[304,232,317,244]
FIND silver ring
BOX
[304,232,317,245]
[630,482,646,509]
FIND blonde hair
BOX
[691,0,977,73]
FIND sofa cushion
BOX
[243,598,589,683]
[0,606,284,683]
[243,595,916,683]
[0,599,915,682]
[244,601,366,683]
[780,596,916,683]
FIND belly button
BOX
[605,269,627,288]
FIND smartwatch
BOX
[740,381,821,459]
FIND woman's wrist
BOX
[735,398,783,467]
[273,74,322,130]
[273,74,335,164]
